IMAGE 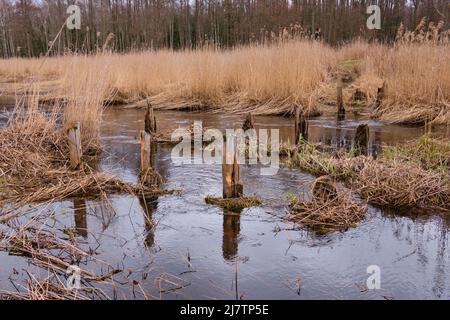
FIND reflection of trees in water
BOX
[90,200,116,231]
[432,220,448,298]
[334,125,344,149]
[222,210,241,261]
[73,198,119,236]
[307,118,385,156]
[138,195,158,249]
[386,208,449,298]
[413,221,428,267]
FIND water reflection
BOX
[73,198,88,238]
[222,210,241,261]
[138,195,158,249]
[433,223,448,298]
[336,113,345,123]
[11,107,444,300]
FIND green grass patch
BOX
[381,135,450,174]
[284,143,354,181]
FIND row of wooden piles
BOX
[66,80,383,202]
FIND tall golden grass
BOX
[0,38,449,123]
[61,55,112,150]
[362,43,450,124]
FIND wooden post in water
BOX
[233,147,243,197]
[140,130,152,174]
[68,121,82,170]
[222,140,243,199]
[242,112,255,131]
[294,105,308,144]
[336,81,345,117]
[353,124,369,156]
[145,101,157,135]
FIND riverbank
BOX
[1,39,449,124]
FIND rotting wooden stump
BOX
[145,102,157,135]
[140,131,152,173]
[242,112,255,131]
[222,141,243,199]
[336,82,346,117]
[68,121,82,170]
[294,104,308,144]
[140,130,158,187]
[354,124,369,156]
[242,112,256,161]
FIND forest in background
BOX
[0,0,448,57]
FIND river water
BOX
[0,107,449,299]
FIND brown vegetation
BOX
[288,187,367,234]
[0,84,167,218]
[0,208,130,300]
[352,160,450,210]
[1,34,448,124]
[286,139,450,211]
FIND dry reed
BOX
[0,81,168,217]
[0,113,165,214]
[0,209,121,300]
[0,41,337,116]
[352,160,450,210]
[286,142,450,211]
[1,37,448,123]
[288,190,367,234]
[1,274,93,300]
